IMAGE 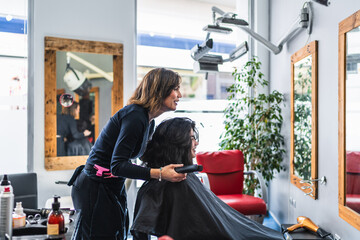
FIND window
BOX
[0,0,28,173]
[137,0,248,153]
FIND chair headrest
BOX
[346,151,360,173]
[196,150,244,174]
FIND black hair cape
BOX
[131,173,284,240]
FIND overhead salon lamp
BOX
[211,1,314,55]
[191,9,249,74]
[311,0,330,6]
[63,52,113,96]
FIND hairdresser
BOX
[70,68,186,240]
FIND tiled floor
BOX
[263,212,281,232]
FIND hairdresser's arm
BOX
[110,113,151,179]
[68,117,85,139]
[150,164,186,182]
[110,111,186,182]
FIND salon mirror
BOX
[45,37,123,170]
[338,9,360,230]
[290,41,318,199]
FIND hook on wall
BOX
[300,176,327,197]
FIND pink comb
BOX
[94,164,118,178]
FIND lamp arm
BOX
[215,2,311,55]
[236,12,305,55]
[212,6,225,15]
[211,6,235,18]
[276,10,312,47]
[237,26,282,54]
[66,52,113,82]
[276,21,303,49]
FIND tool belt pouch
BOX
[67,165,85,186]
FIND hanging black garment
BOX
[71,169,128,240]
[131,173,284,240]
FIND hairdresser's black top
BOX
[57,114,85,139]
[87,104,154,180]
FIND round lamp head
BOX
[63,68,92,96]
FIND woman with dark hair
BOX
[141,117,198,168]
[131,117,284,240]
[56,101,92,156]
[70,68,187,239]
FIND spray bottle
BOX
[47,195,65,235]
[0,185,14,239]
[0,175,13,194]
[13,202,26,229]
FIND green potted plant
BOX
[220,57,285,195]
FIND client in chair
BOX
[131,117,284,240]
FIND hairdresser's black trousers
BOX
[71,170,128,240]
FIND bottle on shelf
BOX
[47,195,65,235]
[13,202,26,229]
[0,182,14,239]
[0,174,13,194]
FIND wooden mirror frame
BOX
[338,10,360,230]
[44,36,123,171]
[290,40,318,199]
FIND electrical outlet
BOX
[289,197,296,207]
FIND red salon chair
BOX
[196,150,267,223]
[346,151,360,213]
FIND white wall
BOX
[29,0,136,206]
[268,0,360,239]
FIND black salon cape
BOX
[131,173,284,240]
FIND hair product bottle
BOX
[0,174,13,194]
[47,195,65,235]
[0,185,14,239]
[13,202,26,229]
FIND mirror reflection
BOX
[290,40,318,199]
[293,55,312,180]
[56,51,112,157]
[44,36,123,171]
[59,93,74,107]
[345,26,360,214]
[339,10,360,230]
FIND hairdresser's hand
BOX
[83,130,91,137]
[162,164,187,182]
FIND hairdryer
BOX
[286,216,334,239]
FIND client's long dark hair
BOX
[141,117,198,168]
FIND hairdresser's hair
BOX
[127,68,181,114]
[141,117,198,168]
[61,101,79,118]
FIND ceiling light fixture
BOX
[191,38,214,61]
[212,2,313,55]
[311,0,330,6]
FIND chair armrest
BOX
[244,170,268,206]
[195,172,211,189]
